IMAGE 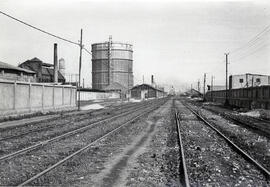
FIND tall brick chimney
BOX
[54,43,58,83]
[151,75,154,85]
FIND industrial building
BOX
[92,37,133,92]
[19,57,65,83]
[0,61,36,82]
[130,84,165,99]
[229,73,270,89]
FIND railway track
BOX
[187,99,270,138]
[0,99,155,142]
[0,99,165,161]
[0,99,167,186]
[174,111,190,187]
[202,106,270,138]
[181,101,270,179]
[0,101,144,141]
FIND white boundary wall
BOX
[79,91,120,101]
[0,80,77,116]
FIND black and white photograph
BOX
[0,0,269,186]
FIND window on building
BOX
[256,78,261,83]
[239,78,243,83]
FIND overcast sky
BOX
[0,0,270,92]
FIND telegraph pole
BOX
[225,53,229,106]
[127,69,129,101]
[197,79,200,93]
[211,75,214,101]
[78,29,83,111]
[203,73,206,101]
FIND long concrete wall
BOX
[0,80,77,116]
[79,91,120,101]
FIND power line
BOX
[231,34,269,59]
[230,24,270,55]
[83,47,92,55]
[0,10,80,46]
[231,42,269,62]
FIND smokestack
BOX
[54,43,58,83]
[151,75,154,85]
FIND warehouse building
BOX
[19,57,65,83]
[229,73,270,89]
[92,36,133,92]
[0,61,36,82]
[130,84,165,99]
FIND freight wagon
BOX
[205,85,270,109]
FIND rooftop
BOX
[0,61,36,74]
[131,83,165,92]
[231,73,270,77]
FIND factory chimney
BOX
[151,75,154,85]
[54,43,58,83]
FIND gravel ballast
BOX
[26,99,179,186]
[175,100,268,186]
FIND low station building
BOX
[130,84,165,99]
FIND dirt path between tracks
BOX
[94,120,157,187]
[29,99,178,186]
[90,100,179,187]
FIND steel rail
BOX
[0,99,142,132]
[0,100,154,141]
[183,102,270,178]
[0,101,163,162]
[175,111,190,187]
[17,102,163,186]
[202,106,270,137]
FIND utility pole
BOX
[83,78,85,88]
[53,43,58,83]
[78,29,83,111]
[211,75,214,101]
[225,53,229,106]
[197,79,200,93]
[203,73,206,101]
[127,68,129,101]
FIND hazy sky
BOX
[0,0,270,91]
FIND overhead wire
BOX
[83,47,92,55]
[0,10,92,55]
[0,10,80,46]
[230,24,270,55]
[230,36,269,60]
[231,42,269,62]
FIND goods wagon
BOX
[205,85,270,109]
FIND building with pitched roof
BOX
[130,84,166,99]
[19,57,65,83]
[0,61,36,82]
